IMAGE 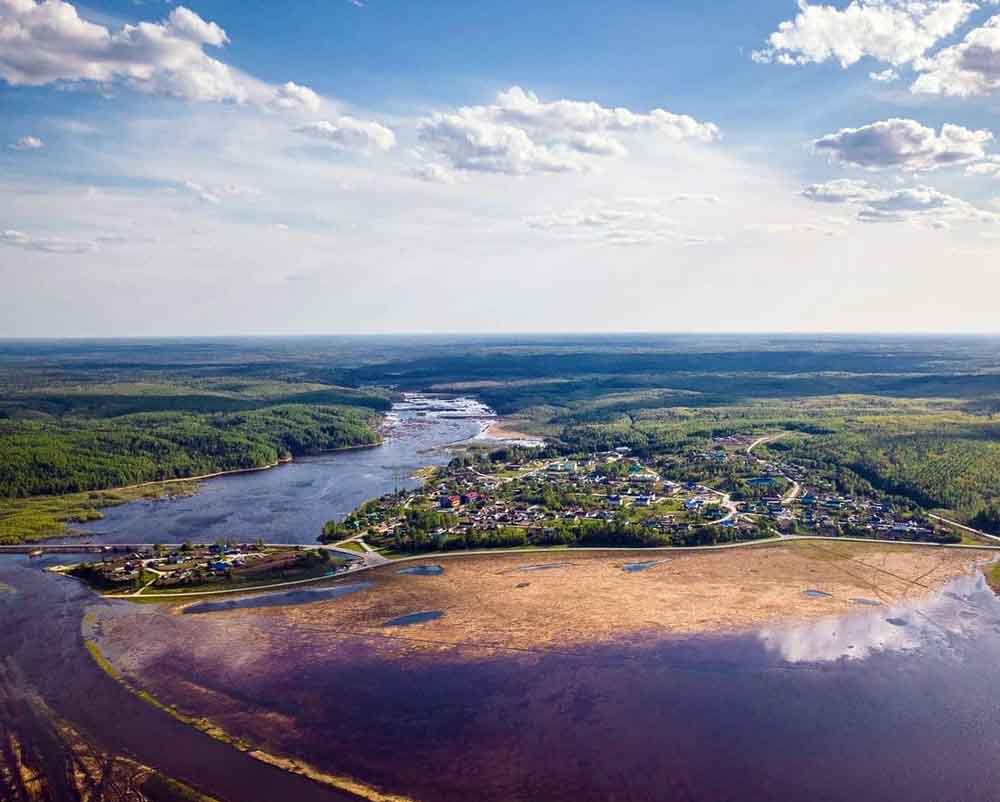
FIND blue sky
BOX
[1,0,999,335]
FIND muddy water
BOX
[94,571,1000,802]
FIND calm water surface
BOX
[51,395,489,546]
[76,567,1000,802]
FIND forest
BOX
[0,405,381,498]
[3,334,1000,540]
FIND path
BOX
[927,513,1000,545]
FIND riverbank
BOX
[471,418,548,448]
[1,441,385,546]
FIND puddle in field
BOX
[397,565,444,576]
[182,582,372,614]
[384,610,444,627]
[623,560,668,573]
[512,563,574,573]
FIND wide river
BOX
[5,397,1000,801]
[52,394,494,546]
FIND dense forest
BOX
[764,417,1000,532]
[0,405,381,497]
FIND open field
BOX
[95,542,988,657]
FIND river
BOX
[0,395,492,801]
[52,394,494,546]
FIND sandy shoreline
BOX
[478,420,545,443]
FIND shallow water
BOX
[514,562,574,573]
[383,610,444,626]
[48,396,486,546]
[623,559,667,573]
[99,571,1000,802]
[396,565,444,576]
[182,581,373,614]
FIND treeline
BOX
[777,419,1000,522]
[0,404,379,498]
[381,520,770,554]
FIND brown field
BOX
[97,542,991,663]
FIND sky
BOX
[1,0,1000,337]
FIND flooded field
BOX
[87,544,1000,802]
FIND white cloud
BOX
[181,180,261,204]
[802,178,999,223]
[1,228,96,254]
[524,198,721,246]
[416,86,719,176]
[744,218,849,236]
[8,135,43,150]
[407,163,458,184]
[294,117,396,152]
[813,118,993,171]
[802,177,886,202]
[870,67,901,81]
[268,81,321,113]
[0,1,321,110]
[967,156,1000,176]
[912,14,1000,95]
[671,193,722,203]
[753,0,982,68]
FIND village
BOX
[65,432,963,595]
[68,541,349,595]
[328,432,960,555]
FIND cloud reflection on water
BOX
[759,572,997,664]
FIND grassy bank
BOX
[0,482,199,544]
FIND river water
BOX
[54,394,492,546]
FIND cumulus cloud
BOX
[813,118,993,171]
[802,177,886,203]
[802,178,998,224]
[8,135,43,150]
[967,156,1000,176]
[294,117,396,152]
[0,1,321,110]
[752,0,982,68]
[870,67,901,81]
[268,81,321,113]
[416,86,719,176]
[912,14,1000,95]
